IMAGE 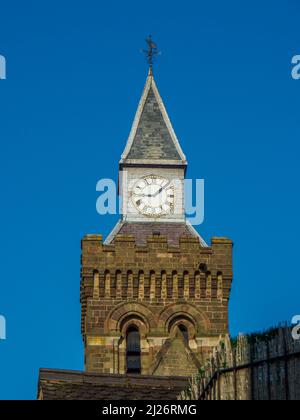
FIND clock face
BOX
[131,175,175,217]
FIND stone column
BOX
[105,271,111,298]
[127,271,133,299]
[173,272,178,299]
[93,271,100,299]
[184,272,189,300]
[138,271,145,300]
[161,272,167,300]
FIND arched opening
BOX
[168,314,197,347]
[199,263,207,273]
[126,326,141,374]
[178,324,189,345]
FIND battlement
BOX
[81,234,233,276]
[80,233,233,376]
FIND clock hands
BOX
[132,176,175,217]
[134,193,155,198]
[134,181,172,199]
[152,181,171,198]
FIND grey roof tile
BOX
[127,88,181,161]
[38,369,188,400]
[121,73,187,165]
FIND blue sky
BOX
[0,0,299,399]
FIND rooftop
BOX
[120,71,187,167]
[38,369,188,400]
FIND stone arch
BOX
[120,316,148,339]
[104,301,157,334]
[169,316,196,340]
[157,303,211,335]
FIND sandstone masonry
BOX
[81,234,233,376]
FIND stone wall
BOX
[80,234,233,376]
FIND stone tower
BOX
[80,70,233,377]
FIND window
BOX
[178,324,189,345]
[126,326,141,374]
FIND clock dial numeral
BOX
[131,176,175,218]
[139,181,146,189]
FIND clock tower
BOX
[80,69,233,378]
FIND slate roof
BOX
[105,221,208,247]
[38,369,188,400]
[127,87,181,160]
[120,71,187,166]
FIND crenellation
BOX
[81,234,233,374]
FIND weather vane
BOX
[142,35,161,73]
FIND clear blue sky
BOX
[0,0,299,400]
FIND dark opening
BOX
[178,324,189,345]
[126,326,141,374]
[199,263,207,273]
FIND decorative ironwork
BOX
[142,35,161,72]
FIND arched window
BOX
[178,324,189,345]
[126,326,141,374]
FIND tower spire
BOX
[120,69,187,166]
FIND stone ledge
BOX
[211,237,233,245]
[115,235,136,242]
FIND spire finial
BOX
[142,35,160,74]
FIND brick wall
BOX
[81,234,233,376]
